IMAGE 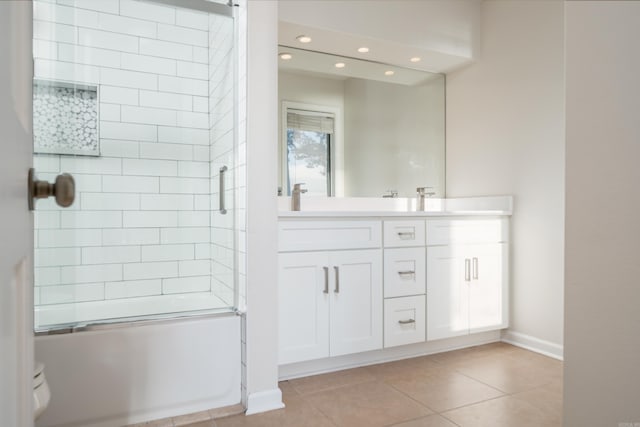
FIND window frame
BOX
[280,101,343,197]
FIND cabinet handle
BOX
[334,266,340,293]
[465,258,471,282]
[397,270,415,276]
[397,231,415,238]
[323,266,329,294]
[473,257,478,280]
[398,319,416,325]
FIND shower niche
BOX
[33,80,99,156]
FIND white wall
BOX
[244,0,283,415]
[564,2,640,425]
[446,1,565,355]
[344,77,445,198]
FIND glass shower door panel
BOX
[32,0,237,331]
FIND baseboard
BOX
[279,330,501,380]
[501,330,564,360]
[244,388,285,416]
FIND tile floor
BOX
[144,343,563,427]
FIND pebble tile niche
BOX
[33,80,99,156]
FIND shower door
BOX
[31,0,243,332]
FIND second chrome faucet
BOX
[416,186,435,211]
[291,183,307,211]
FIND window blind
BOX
[287,110,335,134]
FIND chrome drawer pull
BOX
[473,257,479,280]
[334,266,340,293]
[323,266,329,294]
[397,270,415,276]
[397,231,415,238]
[465,258,471,282]
[398,319,416,325]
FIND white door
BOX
[426,245,470,341]
[469,243,508,333]
[329,249,383,356]
[278,252,330,364]
[0,1,35,426]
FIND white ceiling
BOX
[278,0,481,74]
[278,46,442,86]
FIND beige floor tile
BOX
[181,421,216,427]
[288,367,376,395]
[512,381,563,424]
[365,356,452,381]
[173,410,212,426]
[305,380,432,427]
[390,414,459,427]
[181,420,218,427]
[135,418,174,427]
[278,380,301,401]
[208,404,244,420]
[215,395,335,427]
[386,370,504,412]
[428,342,518,367]
[454,352,561,394]
[442,395,560,427]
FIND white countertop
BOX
[278,196,513,217]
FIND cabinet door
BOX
[329,249,383,356]
[426,246,470,341]
[278,252,330,364]
[468,243,508,333]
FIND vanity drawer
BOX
[426,219,508,246]
[279,220,382,252]
[383,220,426,247]
[384,247,426,298]
[384,295,426,348]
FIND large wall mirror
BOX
[278,46,445,198]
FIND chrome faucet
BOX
[291,183,307,211]
[416,186,435,211]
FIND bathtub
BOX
[35,313,242,427]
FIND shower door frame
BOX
[32,0,247,424]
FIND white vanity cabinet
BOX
[278,220,383,365]
[426,219,509,341]
[382,220,427,348]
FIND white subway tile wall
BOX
[32,0,245,328]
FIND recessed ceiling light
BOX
[410,57,421,63]
[296,35,312,43]
[357,47,369,53]
[279,53,292,60]
[384,70,395,76]
[335,62,346,69]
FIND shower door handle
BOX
[219,165,228,215]
[28,168,75,211]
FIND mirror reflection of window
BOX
[286,109,334,196]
